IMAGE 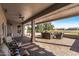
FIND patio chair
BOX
[3,36,20,56]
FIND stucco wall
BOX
[0,4,7,45]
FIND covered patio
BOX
[0,3,79,56]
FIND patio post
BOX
[22,23,24,37]
[31,20,35,43]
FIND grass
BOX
[48,30,79,36]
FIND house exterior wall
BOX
[0,4,7,45]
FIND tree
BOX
[43,22,54,31]
[36,22,54,32]
[36,24,44,32]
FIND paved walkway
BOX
[35,37,79,56]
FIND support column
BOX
[21,24,24,37]
[31,20,35,43]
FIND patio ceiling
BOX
[1,3,79,24]
[2,3,52,23]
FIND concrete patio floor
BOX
[13,37,55,56]
[35,37,79,56]
[1,36,79,56]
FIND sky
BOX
[51,16,79,29]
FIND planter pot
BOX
[41,32,52,39]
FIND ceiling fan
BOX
[18,14,24,21]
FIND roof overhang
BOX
[23,3,79,25]
[22,3,71,24]
[35,4,79,24]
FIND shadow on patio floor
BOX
[13,36,55,56]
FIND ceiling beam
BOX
[36,5,79,24]
[36,15,77,24]
[22,3,70,24]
